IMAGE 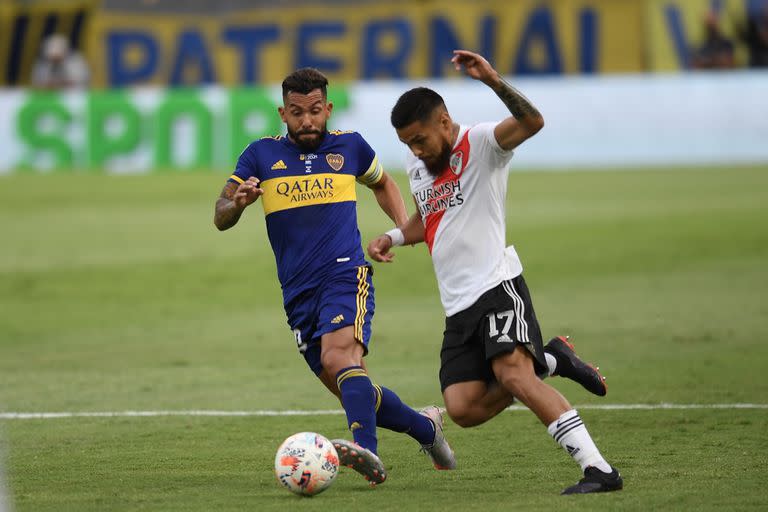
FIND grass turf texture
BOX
[1,166,767,510]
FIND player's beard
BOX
[422,140,453,177]
[288,124,327,152]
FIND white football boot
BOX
[419,406,457,470]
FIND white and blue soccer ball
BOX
[274,432,339,496]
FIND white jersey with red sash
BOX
[406,122,523,316]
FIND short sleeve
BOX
[469,122,514,169]
[228,142,259,185]
[353,133,384,186]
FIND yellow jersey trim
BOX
[229,174,244,184]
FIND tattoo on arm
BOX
[221,182,237,200]
[492,73,541,120]
[214,182,243,230]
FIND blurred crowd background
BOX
[1,0,766,174]
[2,0,767,90]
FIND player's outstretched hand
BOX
[367,235,396,263]
[451,49,497,84]
[234,177,263,209]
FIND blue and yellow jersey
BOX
[228,130,384,304]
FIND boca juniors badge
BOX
[326,153,344,171]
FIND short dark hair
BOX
[390,87,446,129]
[282,68,328,98]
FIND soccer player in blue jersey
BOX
[213,68,455,485]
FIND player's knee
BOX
[445,403,471,428]
[496,370,527,396]
[320,329,363,375]
[494,362,537,398]
[320,346,351,375]
[444,400,483,428]
[493,353,536,396]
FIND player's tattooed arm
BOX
[491,74,542,122]
[450,49,543,150]
[214,178,263,231]
[489,75,544,150]
[214,182,243,231]
[484,73,544,150]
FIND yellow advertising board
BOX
[16,1,748,86]
[0,0,98,87]
[82,0,645,88]
[645,0,749,70]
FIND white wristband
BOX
[385,228,405,247]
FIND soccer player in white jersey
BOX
[367,50,623,494]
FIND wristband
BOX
[385,228,405,247]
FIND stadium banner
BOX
[1,72,767,174]
[0,0,98,87]
[0,86,349,173]
[86,0,645,88]
[645,0,750,70]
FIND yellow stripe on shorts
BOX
[355,266,370,342]
[373,384,382,412]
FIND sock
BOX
[544,352,557,377]
[547,409,612,473]
[372,385,436,445]
[336,366,378,454]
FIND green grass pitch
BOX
[1,166,767,511]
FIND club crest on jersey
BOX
[326,153,344,171]
[449,151,464,175]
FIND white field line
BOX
[0,403,767,420]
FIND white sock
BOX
[545,352,557,377]
[547,409,612,473]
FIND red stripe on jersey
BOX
[424,130,471,253]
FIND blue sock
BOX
[336,366,378,454]
[373,385,436,445]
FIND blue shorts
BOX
[284,265,375,376]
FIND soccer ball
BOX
[274,432,339,496]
